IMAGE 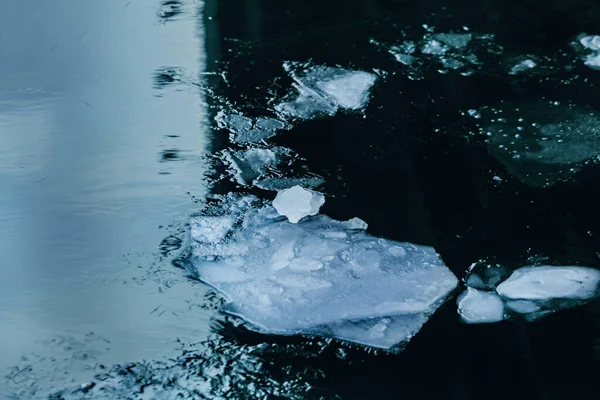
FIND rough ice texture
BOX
[509,59,536,74]
[221,147,280,186]
[276,62,377,120]
[272,185,325,223]
[189,195,458,350]
[254,176,325,191]
[579,35,600,69]
[215,111,286,144]
[457,288,505,324]
[496,266,600,301]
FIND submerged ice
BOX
[276,62,377,120]
[467,101,600,187]
[189,195,458,350]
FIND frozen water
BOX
[276,62,377,119]
[457,288,505,324]
[273,185,325,223]
[579,35,600,69]
[509,59,537,74]
[221,148,279,185]
[468,101,600,187]
[215,111,286,144]
[254,175,325,191]
[496,266,600,301]
[459,265,600,324]
[431,33,473,49]
[189,195,458,350]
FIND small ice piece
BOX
[580,35,600,51]
[431,33,472,49]
[276,62,377,120]
[496,266,600,301]
[421,39,448,55]
[222,148,278,185]
[510,59,537,75]
[215,112,285,144]
[272,185,326,223]
[189,195,458,350]
[457,288,505,324]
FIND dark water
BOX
[3,0,600,399]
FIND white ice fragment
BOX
[457,288,505,324]
[580,35,600,51]
[340,217,368,230]
[190,195,458,350]
[276,62,377,120]
[496,266,600,300]
[509,59,536,75]
[315,71,377,110]
[421,40,448,55]
[272,185,325,223]
[190,215,236,244]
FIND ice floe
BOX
[276,62,377,120]
[496,266,600,301]
[272,185,325,223]
[578,34,600,69]
[509,59,537,75]
[459,265,600,323]
[189,195,458,350]
[457,288,505,324]
[216,111,287,144]
[466,101,600,187]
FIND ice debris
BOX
[464,261,510,291]
[466,101,600,187]
[457,288,505,324]
[189,195,458,350]
[276,62,377,120]
[458,265,600,323]
[579,35,600,69]
[509,59,537,75]
[216,111,287,144]
[273,185,325,223]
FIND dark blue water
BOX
[3,0,600,399]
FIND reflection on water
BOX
[0,0,211,395]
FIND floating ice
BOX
[189,195,458,350]
[579,35,600,69]
[509,59,537,74]
[221,147,280,185]
[496,266,600,301]
[273,185,325,223]
[276,62,377,119]
[216,111,286,144]
[254,176,325,191]
[459,265,600,324]
[468,101,600,187]
[457,288,505,324]
[373,31,499,78]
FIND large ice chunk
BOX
[272,185,325,223]
[276,62,377,120]
[189,195,458,350]
[457,288,505,324]
[496,266,600,301]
